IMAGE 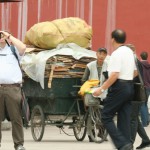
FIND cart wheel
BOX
[73,115,87,141]
[87,107,108,143]
[31,105,45,141]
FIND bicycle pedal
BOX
[68,126,73,129]
[68,124,76,129]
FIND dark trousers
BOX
[0,86,24,148]
[140,88,150,127]
[131,101,150,143]
[102,80,134,149]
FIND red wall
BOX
[116,0,150,61]
[0,0,150,61]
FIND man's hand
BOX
[92,88,102,97]
[93,72,119,97]
[0,30,26,55]
[0,31,10,41]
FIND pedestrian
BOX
[126,44,150,150]
[0,31,26,150]
[139,51,150,127]
[93,29,136,150]
[80,47,108,142]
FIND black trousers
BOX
[131,101,150,143]
[102,80,134,149]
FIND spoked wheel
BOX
[31,105,45,141]
[87,106,107,143]
[73,115,87,141]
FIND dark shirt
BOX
[140,60,150,88]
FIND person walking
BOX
[126,44,150,150]
[0,31,26,150]
[93,29,136,150]
[139,51,150,127]
[80,47,108,142]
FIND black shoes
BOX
[136,141,150,149]
[119,143,133,150]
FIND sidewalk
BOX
[1,120,11,131]
[1,125,150,150]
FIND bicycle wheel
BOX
[31,105,45,141]
[87,106,108,143]
[73,114,87,141]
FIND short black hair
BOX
[140,52,148,60]
[111,29,126,43]
[97,47,107,54]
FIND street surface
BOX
[1,125,150,150]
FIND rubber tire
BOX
[87,107,108,143]
[31,105,45,141]
[73,115,87,141]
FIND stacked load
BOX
[23,49,95,79]
[22,44,96,89]
[45,55,96,78]
[22,17,94,88]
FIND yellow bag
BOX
[78,80,99,96]
[24,17,92,49]
[24,21,63,49]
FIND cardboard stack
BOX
[45,55,96,78]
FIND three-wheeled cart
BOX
[23,77,87,142]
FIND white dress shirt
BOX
[108,46,136,80]
[0,45,23,84]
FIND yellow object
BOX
[78,80,99,96]
[24,17,92,49]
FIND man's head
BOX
[96,47,107,65]
[140,52,148,60]
[111,29,126,47]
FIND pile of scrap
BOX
[45,55,96,78]
[46,55,96,88]
[22,53,96,78]
[22,16,94,89]
[22,45,96,88]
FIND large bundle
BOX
[22,53,96,88]
[24,17,92,49]
[21,43,97,88]
[23,53,96,79]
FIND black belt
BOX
[0,84,21,87]
[117,79,133,83]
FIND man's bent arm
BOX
[93,72,119,97]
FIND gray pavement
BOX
[1,124,150,150]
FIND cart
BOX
[23,77,87,142]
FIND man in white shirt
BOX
[93,29,137,150]
[0,31,26,150]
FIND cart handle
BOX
[72,85,81,88]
